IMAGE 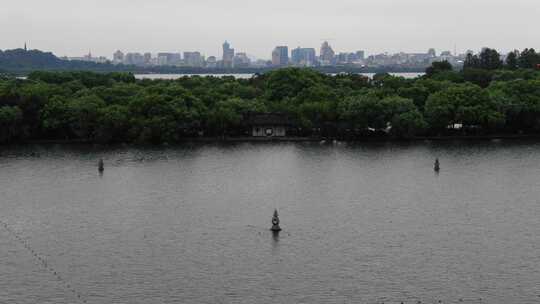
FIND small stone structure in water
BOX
[98,159,104,172]
[271,209,281,232]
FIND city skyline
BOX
[2,0,539,59]
[16,39,468,62]
[62,40,469,70]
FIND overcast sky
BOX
[1,0,539,59]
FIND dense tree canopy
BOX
[0,62,540,144]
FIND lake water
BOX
[0,141,539,304]
[135,72,424,80]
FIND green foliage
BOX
[338,92,385,129]
[397,85,430,110]
[40,96,72,138]
[505,51,518,70]
[425,84,504,131]
[488,79,540,131]
[207,97,265,135]
[517,48,540,69]
[425,60,453,77]
[264,68,326,101]
[380,96,426,138]
[0,105,23,142]
[462,68,494,88]
[0,65,540,143]
[464,48,503,70]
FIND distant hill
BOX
[0,48,129,74]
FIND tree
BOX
[488,79,540,131]
[464,48,502,70]
[380,96,426,138]
[371,73,409,92]
[264,68,325,101]
[68,95,106,139]
[40,96,72,139]
[425,60,453,77]
[397,85,430,110]
[462,68,493,88]
[479,48,503,70]
[505,51,518,70]
[518,48,540,69]
[464,53,480,69]
[425,84,504,133]
[207,97,265,136]
[338,92,387,130]
[95,105,130,143]
[0,106,22,143]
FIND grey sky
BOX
[2,0,539,59]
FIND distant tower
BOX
[222,41,234,68]
[113,50,124,64]
[320,41,335,65]
[24,42,27,51]
[272,46,289,66]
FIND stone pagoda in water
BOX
[271,209,281,232]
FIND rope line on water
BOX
[0,218,87,303]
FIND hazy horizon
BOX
[2,0,539,59]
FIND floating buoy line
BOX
[0,218,87,303]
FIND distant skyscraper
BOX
[428,48,437,57]
[113,50,124,64]
[143,52,152,65]
[272,46,289,66]
[233,52,251,68]
[206,56,217,68]
[157,52,182,66]
[222,41,235,68]
[291,47,316,66]
[183,51,203,67]
[356,50,365,61]
[320,41,335,65]
[124,53,145,66]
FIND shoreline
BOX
[8,134,540,145]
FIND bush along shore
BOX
[1,47,540,144]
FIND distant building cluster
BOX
[66,41,472,69]
[62,51,108,64]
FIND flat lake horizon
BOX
[1,141,539,303]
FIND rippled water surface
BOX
[1,141,539,304]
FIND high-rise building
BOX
[222,41,235,68]
[233,52,251,68]
[143,52,152,65]
[356,50,365,61]
[337,52,350,64]
[183,51,203,67]
[428,48,437,57]
[272,46,289,66]
[113,50,124,64]
[157,53,182,66]
[337,52,363,64]
[291,47,316,66]
[320,41,335,65]
[124,53,145,66]
[206,56,217,68]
